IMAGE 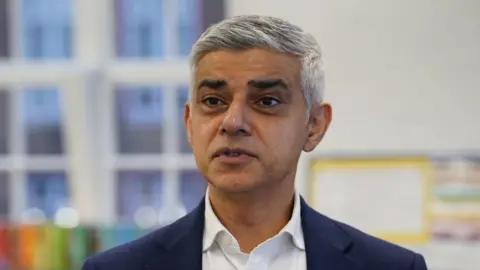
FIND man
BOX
[82,15,428,270]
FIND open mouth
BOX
[213,148,255,159]
[223,150,244,157]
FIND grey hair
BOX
[188,15,326,116]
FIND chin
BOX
[208,173,260,194]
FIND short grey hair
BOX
[189,15,325,116]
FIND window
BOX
[26,172,69,219]
[22,89,64,154]
[116,171,163,222]
[0,90,9,154]
[177,86,191,153]
[114,0,164,58]
[0,0,75,227]
[114,0,211,58]
[1,0,225,247]
[21,0,73,59]
[0,172,9,220]
[178,0,202,56]
[115,86,164,153]
[179,170,207,213]
[0,0,10,58]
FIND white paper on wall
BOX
[313,166,425,235]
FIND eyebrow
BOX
[197,78,290,92]
[197,79,227,90]
[247,79,289,90]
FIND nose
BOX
[220,100,251,137]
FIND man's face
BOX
[185,48,331,193]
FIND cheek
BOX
[281,122,306,154]
[190,119,217,148]
[263,121,306,158]
[281,119,306,143]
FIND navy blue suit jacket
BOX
[82,197,428,270]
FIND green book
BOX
[69,226,88,270]
[47,225,70,270]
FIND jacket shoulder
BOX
[333,219,425,269]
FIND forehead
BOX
[194,48,301,85]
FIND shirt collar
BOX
[202,188,305,252]
[279,189,305,250]
[203,188,231,251]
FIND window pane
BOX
[0,0,10,58]
[180,170,207,213]
[0,90,9,154]
[115,86,164,153]
[116,171,163,221]
[115,0,164,58]
[22,88,64,154]
[177,86,191,153]
[178,0,201,56]
[26,172,69,219]
[0,172,9,220]
[21,0,73,59]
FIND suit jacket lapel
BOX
[301,198,365,270]
[146,196,365,270]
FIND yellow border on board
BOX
[308,157,434,245]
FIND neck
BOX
[208,173,296,253]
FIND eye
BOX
[202,97,223,106]
[258,97,280,107]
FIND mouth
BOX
[212,147,256,159]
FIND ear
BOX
[303,103,332,152]
[184,102,193,147]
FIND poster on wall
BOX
[308,157,433,245]
[431,155,480,242]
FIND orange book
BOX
[16,224,43,270]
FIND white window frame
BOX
[100,0,200,226]
[0,61,102,224]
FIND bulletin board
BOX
[306,153,480,269]
[307,156,434,245]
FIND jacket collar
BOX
[300,197,364,270]
[150,196,364,270]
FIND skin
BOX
[184,48,332,253]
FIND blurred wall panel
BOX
[22,89,64,155]
[116,171,163,223]
[202,0,225,31]
[20,0,73,59]
[0,90,9,154]
[26,172,69,219]
[114,0,165,58]
[0,172,9,220]
[179,171,207,213]
[115,86,164,154]
[0,0,10,58]
[177,86,191,153]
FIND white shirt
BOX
[202,189,307,270]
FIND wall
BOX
[227,0,480,153]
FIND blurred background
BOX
[0,0,479,269]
